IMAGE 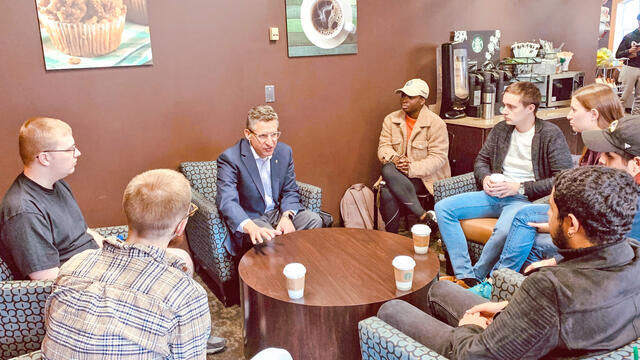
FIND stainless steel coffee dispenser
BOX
[440,42,469,119]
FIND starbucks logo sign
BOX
[471,35,483,53]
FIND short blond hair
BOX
[19,117,72,165]
[123,169,192,238]
[246,105,278,130]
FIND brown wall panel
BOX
[0,0,600,227]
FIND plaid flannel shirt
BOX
[42,237,211,359]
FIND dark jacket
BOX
[216,139,303,254]
[474,118,573,201]
[616,29,640,68]
[452,239,640,359]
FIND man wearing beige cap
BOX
[377,78,451,233]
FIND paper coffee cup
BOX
[411,224,431,254]
[392,256,416,291]
[283,263,306,299]
[490,173,506,183]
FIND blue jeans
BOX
[493,204,555,273]
[434,190,531,280]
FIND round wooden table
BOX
[238,228,439,360]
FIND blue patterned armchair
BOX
[0,257,52,360]
[359,268,640,360]
[179,160,322,306]
[0,226,127,359]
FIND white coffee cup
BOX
[392,256,416,291]
[490,173,506,183]
[411,224,431,254]
[300,0,356,41]
[283,263,306,299]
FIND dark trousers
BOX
[380,162,430,233]
[377,281,487,357]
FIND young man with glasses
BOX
[42,169,224,358]
[0,117,105,280]
[216,105,322,256]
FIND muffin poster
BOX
[35,0,153,70]
[285,0,357,57]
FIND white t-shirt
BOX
[502,126,536,183]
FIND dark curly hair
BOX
[553,166,638,245]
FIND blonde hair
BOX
[19,117,72,165]
[246,105,278,130]
[572,83,624,129]
[123,169,191,238]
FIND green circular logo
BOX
[471,35,484,53]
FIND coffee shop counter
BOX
[443,107,580,176]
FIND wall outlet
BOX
[265,85,275,102]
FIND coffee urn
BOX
[482,83,496,120]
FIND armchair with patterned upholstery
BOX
[179,160,322,306]
[359,268,640,360]
[0,257,52,360]
[0,226,127,359]
[432,172,549,274]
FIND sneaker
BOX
[423,210,439,234]
[468,280,492,300]
[207,336,226,354]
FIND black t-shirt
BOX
[0,173,97,279]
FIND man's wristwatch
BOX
[518,183,525,195]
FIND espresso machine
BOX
[439,42,469,119]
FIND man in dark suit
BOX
[216,105,322,256]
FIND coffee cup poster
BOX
[35,0,153,70]
[286,0,358,57]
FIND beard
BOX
[551,224,571,249]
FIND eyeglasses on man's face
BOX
[40,144,80,157]
[250,130,281,143]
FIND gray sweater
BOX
[452,239,640,359]
[474,118,573,201]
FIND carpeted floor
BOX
[200,277,244,360]
[200,227,449,360]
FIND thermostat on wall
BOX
[269,27,279,41]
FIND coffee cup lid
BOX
[283,263,307,278]
[392,255,416,270]
[411,224,431,235]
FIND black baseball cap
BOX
[582,116,640,157]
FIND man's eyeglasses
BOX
[40,144,80,157]
[250,130,281,143]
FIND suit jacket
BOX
[216,139,303,254]
[377,105,451,194]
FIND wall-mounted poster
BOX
[35,0,153,70]
[285,0,357,57]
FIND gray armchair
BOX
[359,268,640,360]
[0,258,52,359]
[179,160,322,306]
[0,226,127,359]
